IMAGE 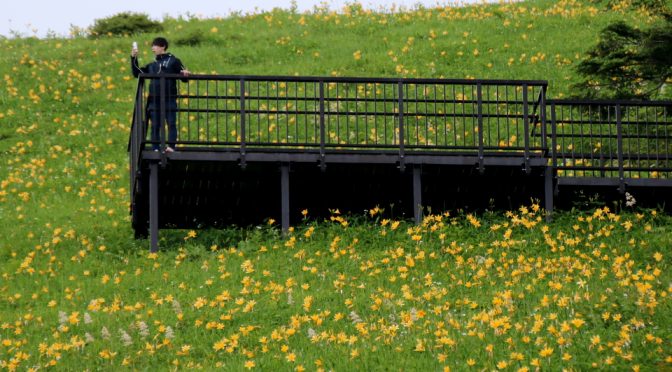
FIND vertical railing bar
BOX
[415,83,421,146]
[551,102,558,176]
[471,85,477,148]
[319,81,325,163]
[485,85,491,148]
[540,85,547,152]
[433,84,438,147]
[506,85,511,147]
[477,83,484,168]
[239,78,246,162]
[495,85,498,147]
[386,84,391,145]
[515,85,520,151]
[461,85,466,147]
[442,84,448,147]
[372,83,377,145]
[398,80,405,170]
[452,84,457,147]
[214,80,219,144]
[286,81,291,144]
[159,76,167,153]
[195,80,200,143]
[206,79,210,143]
[336,83,341,144]
[276,81,280,144]
[616,103,625,192]
[522,84,530,173]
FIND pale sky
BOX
[2,0,492,38]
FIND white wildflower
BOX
[165,326,174,339]
[119,329,133,346]
[349,311,363,324]
[287,292,294,305]
[83,312,93,324]
[137,321,150,338]
[58,311,68,325]
[101,326,111,340]
[172,299,183,314]
[625,192,636,207]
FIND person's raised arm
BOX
[130,48,146,78]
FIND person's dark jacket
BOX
[131,53,186,103]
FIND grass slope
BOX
[0,0,670,370]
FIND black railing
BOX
[129,74,546,151]
[549,100,672,188]
[128,74,672,190]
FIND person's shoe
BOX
[165,147,175,153]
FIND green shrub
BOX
[174,29,211,46]
[89,12,163,37]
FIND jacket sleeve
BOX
[174,57,189,82]
[131,56,148,77]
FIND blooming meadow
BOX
[0,0,670,370]
[1,207,670,370]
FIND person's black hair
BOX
[152,37,169,50]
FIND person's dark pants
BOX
[148,100,177,150]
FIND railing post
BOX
[522,84,531,174]
[616,104,625,193]
[477,83,484,173]
[539,85,547,151]
[280,163,290,234]
[413,165,422,224]
[550,102,558,176]
[149,162,159,252]
[239,78,247,169]
[159,76,167,167]
[319,80,326,171]
[398,81,405,172]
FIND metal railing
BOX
[127,74,672,200]
[129,74,547,153]
[549,100,672,186]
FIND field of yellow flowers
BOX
[0,0,670,370]
[1,207,670,370]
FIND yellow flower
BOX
[653,252,663,262]
[244,360,255,369]
[540,346,554,357]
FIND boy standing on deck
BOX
[131,37,190,152]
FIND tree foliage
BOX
[574,15,672,100]
[89,12,163,38]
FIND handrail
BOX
[127,74,671,187]
[136,73,548,86]
[128,78,146,211]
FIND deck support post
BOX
[149,162,159,252]
[544,165,554,222]
[413,165,422,224]
[280,163,290,234]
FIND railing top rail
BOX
[137,73,548,86]
[549,99,672,107]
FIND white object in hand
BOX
[132,41,138,51]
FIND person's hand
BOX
[180,69,190,76]
[131,48,138,57]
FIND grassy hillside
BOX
[0,0,670,370]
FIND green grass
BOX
[0,0,670,370]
